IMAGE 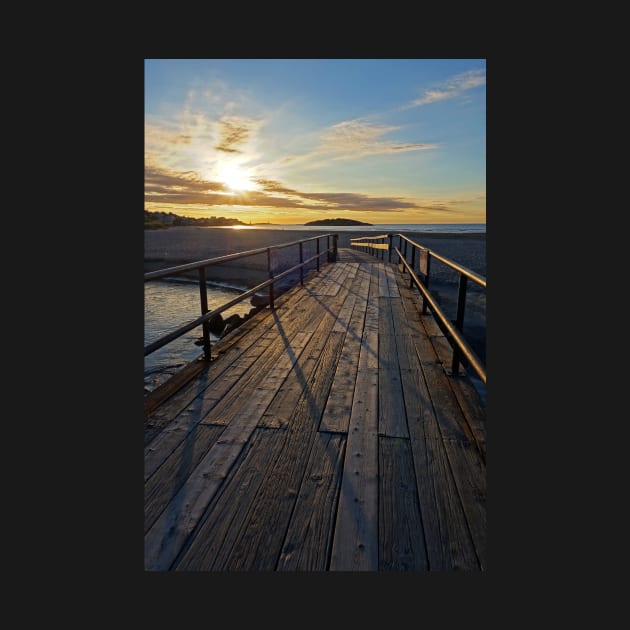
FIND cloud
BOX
[214,115,262,153]
[145,166,479,215]
[318,119,436,159]
[277,119,437,169]
[145,170,435,213]
[250,178,437,212]
[145,166,227,195]
[404,68,485,109]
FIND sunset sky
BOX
[145,59,486,225]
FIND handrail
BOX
[394,247,486,385]
[351,232,486,382]
[350,234,390,259]
[145,233,336,283]
[350,234,389,241]
[145,233,338,361]
[396,233,486,288]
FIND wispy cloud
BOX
[145,167,226,192]
[319,120,435,157]
[214,115,262,153]
[145,169,432,213]
[280,119,436,168]
[403,69,485,109]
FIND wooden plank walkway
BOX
[144,248,486,571]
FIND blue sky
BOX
[145,59,485,224]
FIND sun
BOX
[217,163,256,192]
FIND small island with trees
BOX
[304,218,373,226]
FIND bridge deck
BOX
[144,248,486,571]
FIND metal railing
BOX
[349,234,390,259]
[351,233,486,384]
[145,233,338,361]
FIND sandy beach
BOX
[144,226,486,280]
[144,226,487,363]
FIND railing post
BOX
[401,238,408,274]
[267,247,275,309]
[422,254,431,315]
[388,234,393,262]
[316,237,320,272]
[198,267,211,361]
[299,241,304,286]
[332,234,338,262]
[451,275,468,375]
[327,235,331,262]
[409,243,416,289]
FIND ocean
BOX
[212,223,485,233]
[144,279,253,393]
[144,223,486,395]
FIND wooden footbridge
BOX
[144,234,486,571]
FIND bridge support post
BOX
[198,267,211,361]
[450,275,468,375]
[267,247,275,309]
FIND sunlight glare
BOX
[217,163,256,192]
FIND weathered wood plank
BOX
[199,329,313,426]
[359,268,379,369]
[384,264,401,297]
[423,434,481,571]
[396,281,446,368]
[331,270,380,566]
[310,261,346,296]
[331,293,357,334]
[259,326,340,430]
[144,255,485,573]
[326,262,349,296]
[399,366,480,570]
[441,437,486,569]
[144,330,313,571]
[389,297,427,370]
[182,330,347,570]
[194,291,334,429]
[144,356,207,417]
[144,333,277,480]
[378,297,408,438]
[419,362,473,444]
[259,284,353,430]
[144,424,225,533]
[417,362,486,567]
[144,283,306,441]
[276,432,346,571]
[378,344,407,437]
[377,264,389,298]
[329,368,379,570]
[446,376,486,460]
[173,427,283,571]
[318,266,371,433]
[378,436,428,570]
[260,269,356,428]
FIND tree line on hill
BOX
[144,210,246,229]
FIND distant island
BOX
[304,218,373,226]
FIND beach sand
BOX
[144,226,487,365]
[144,226,485,278]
